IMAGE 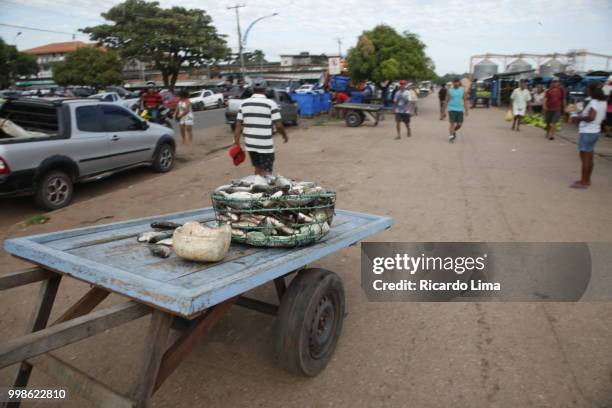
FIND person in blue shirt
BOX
[442,78,469,143]
[393,80,414,139]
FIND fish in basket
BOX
[211,175,335,247]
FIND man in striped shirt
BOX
[233,78,288,175]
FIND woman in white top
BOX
[531,85,545,113]
[570,83,607,189]
[175,90,194,145]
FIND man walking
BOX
[233,78,288,175]
[543,78,565,140]
[393,80,413,139]
[438,83,447,120]
[510,80,531,131]
[442,77,469,143]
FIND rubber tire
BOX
[217,100,223,109]
[194,102,204,111]
[345,111,363,127]
[152,143,175,173]
[34,170,74,210]
[276,268,345,377]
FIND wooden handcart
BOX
[0,208,392,407]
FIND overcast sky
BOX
[1,0,611,74]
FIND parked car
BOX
[295,84,315,94]
[225,88,299,130]
[189,89,224,111]
[0,90,22,99]
[0,98,176,210]
[89,91,140,111]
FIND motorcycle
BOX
[138,105,173,128]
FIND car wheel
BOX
[217,100,223,109]
[195,102,204,111]
[153,143,175,173]
[34,170,74,210]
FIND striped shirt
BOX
[142,92,163,108]
[237,94,281,153]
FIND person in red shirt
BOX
[543,78,565,140]
[140,81,163,123]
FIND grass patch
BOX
[24,215,50,225]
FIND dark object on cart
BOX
[334,102,385,127]
[0,207,393,407]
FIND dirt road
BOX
[1,95,611,407]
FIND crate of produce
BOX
[211,175,336,248]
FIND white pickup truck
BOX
[189,89,224,111]
[89,92,140,111]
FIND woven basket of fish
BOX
[211,175,335,248]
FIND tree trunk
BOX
[169,70,178,93]
[161,71,170,90]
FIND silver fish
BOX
[231,229,246,238]
[149,244,172,258]
[233,221,260,229]
[156,238,173,246]
[137,231,173,243]
[297,212,314,223]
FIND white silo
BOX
[539,59,566,77]
[473,59,498,80]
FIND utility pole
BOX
[228,4,246,75]
[335,37,343,58]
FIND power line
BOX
[0,22,86,38]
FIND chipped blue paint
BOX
[3,208,393,317]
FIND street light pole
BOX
[227,4,246,75]
[12,31,22,45]
[242,13,278,47]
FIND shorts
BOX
[395,113,411,123]
[545,111,561,124]
[532,105,542,113]
[448,111,464,123]
[179,113,194,126]
[248,151,275,173]
[578,132,599,152]
[513,106,526,116]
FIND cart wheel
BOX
[345,111,363,127]
[276,268,345,377]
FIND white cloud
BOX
[2,0,611,73]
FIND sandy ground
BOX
[1,95,612,408]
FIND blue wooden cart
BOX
[0,207,392,408]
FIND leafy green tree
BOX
[0,37,38,88]
[83,0,230,90]
[346,25,435,86]
[53,47,123,89]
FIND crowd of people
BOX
[390,76,611,189]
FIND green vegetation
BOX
[53,47,123,88]
[346,25,435,86]
[24,215,50,226]
[83,0,230,90]
[0,37,38,88]
[523,114,561,131]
